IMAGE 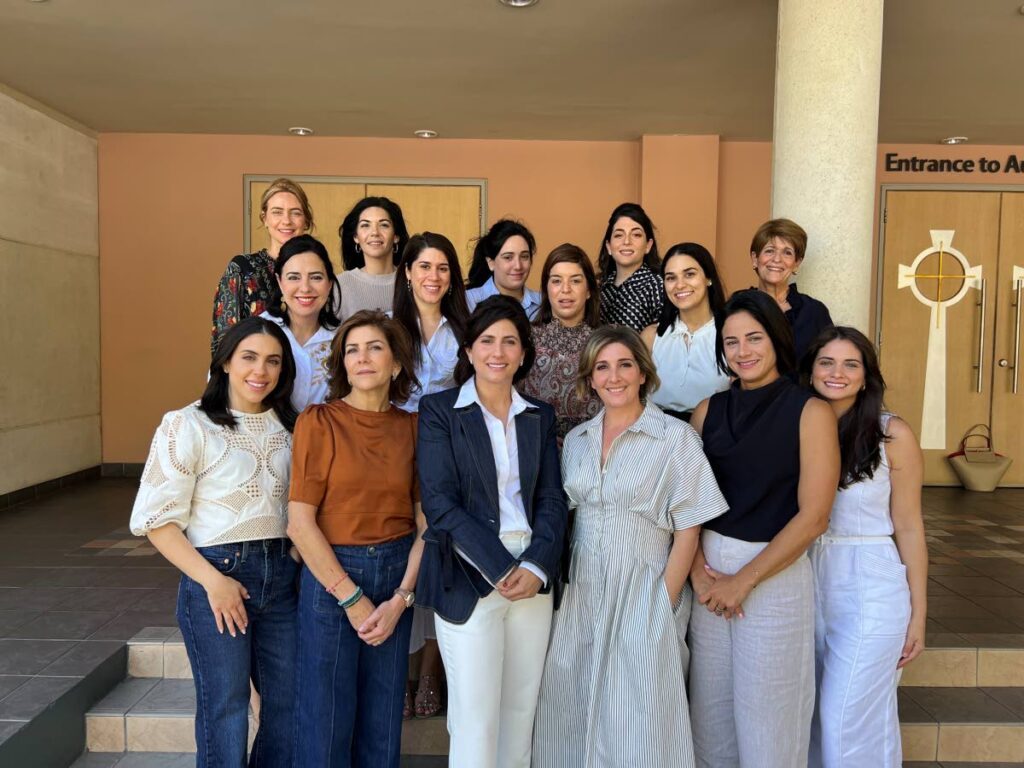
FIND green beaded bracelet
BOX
[337,586,363,610]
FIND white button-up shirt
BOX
[260,312,337,412]
[466,277,542,320]
[398,316,460,413]
[454,377,547,585]
[649,318,731,413]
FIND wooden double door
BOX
[879,190,1024,486]
[245,178,484,274]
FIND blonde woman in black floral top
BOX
[520,244,601,440]
[597,202,665,332]
[211,178,315,355]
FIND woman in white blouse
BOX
[130,317,299,768]
[391,231,471,718]
[641,242,731,422]
[260,234,340,412]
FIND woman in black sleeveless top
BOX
[687,290,839,768]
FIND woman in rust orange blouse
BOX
[286,310,426,768]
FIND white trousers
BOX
[435,533,554,768]
[688,530,815,768]
[808,536,910,768]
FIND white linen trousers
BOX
[688,529,816,768]
[434,532,553,768]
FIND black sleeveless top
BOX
[702,376,812,542]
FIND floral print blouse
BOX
[520,321,600,440]
[211,250,277,356]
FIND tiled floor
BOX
[1,479,1023,767]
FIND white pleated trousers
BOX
[435,534,553,768]
[688,530,815,768]
[808,536,910,767]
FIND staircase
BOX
[75,628,448,767]
[70,629,1024,766]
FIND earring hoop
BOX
[355,243,362,254]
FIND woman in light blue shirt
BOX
[391,230,471,718]
[466,219,542,319]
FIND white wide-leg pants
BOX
[808,535,910,767]
[688,530,815,768]
[435,533,554,768]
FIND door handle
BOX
[1013,271,1022,395]
[974,279,987,393]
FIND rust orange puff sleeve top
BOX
[289,399,419,546]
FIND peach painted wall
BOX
[98,133,1024,462]
[98,134,640,461]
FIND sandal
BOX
[414,674,443,718]
[403,682,414,720]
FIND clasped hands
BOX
[693,563,754,620]
[498,564,542,601]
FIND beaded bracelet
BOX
[337,586,363,610]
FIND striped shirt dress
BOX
[532,404,728,768]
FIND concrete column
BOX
[770,0,884,328]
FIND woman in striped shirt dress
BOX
[532,325,728,768]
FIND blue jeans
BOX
[177,538,298,768]
[295,535,414,768]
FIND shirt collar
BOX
[669,316,715,337]
[481,277,540,313]
[455,376,532,418]
[262,312,334,347]
[576,401,666,439]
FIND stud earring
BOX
[706,281,712,287]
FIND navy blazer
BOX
[415,386,568,624]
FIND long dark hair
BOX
[655,242,727,336]
[466,219,537,289]
[454,296,536,385]
[714,289,796,378]
[597,202,660,280]
[392,232,470,359]
[201,317,298,431]
[800,326,889,489]
[266,234,340,330]
[338,196,410,271]
[535,243,601,327]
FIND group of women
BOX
[131,177,927,768]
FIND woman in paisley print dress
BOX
[211,178,314,355]
[520,243,601,441]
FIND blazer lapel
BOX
[516,408,541,519]
[456,405,501,514]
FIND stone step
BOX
[86,677,449,755]
[129,626,1024,689]
[900,645,1024,688]
[72,752,448,767]
[899,687,1024,763]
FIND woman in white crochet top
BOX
[130,317,300,768]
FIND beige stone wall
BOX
[0,90,99,495]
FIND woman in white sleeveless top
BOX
[802,326,927,767]
[641,243,730,422]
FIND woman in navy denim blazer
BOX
[417,295,567,768]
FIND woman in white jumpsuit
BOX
[803,326,927,767]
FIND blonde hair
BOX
[575,325,660,402]
[259,178,315,233]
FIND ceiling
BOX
[0,0,1021,143]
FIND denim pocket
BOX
[198,545,242,575]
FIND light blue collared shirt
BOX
[398,316,460,413]
[466,277,542,320]
[453,377,547,586]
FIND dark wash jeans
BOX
[294,534,414,768]
[176,538,298,768]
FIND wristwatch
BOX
[394,588,415,608]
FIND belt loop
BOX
[238,541,249,563]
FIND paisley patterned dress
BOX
[520,321,600,440]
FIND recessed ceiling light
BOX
[499,0,539,7]
[941,136,968,145]
[414,129,438,139]
[288,127,313,136]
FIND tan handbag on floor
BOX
[946,424,1012,492]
